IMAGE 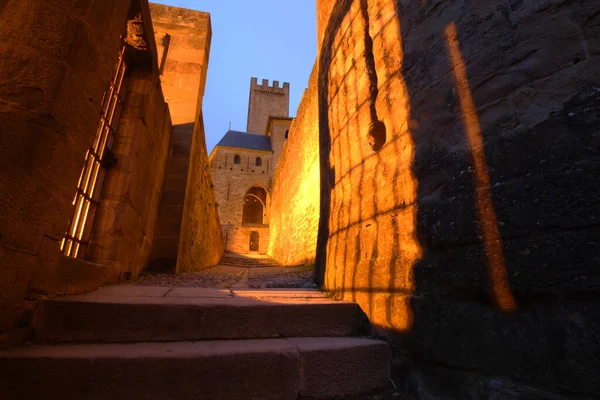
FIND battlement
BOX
[250,77,290,93]
[247,77,290,133]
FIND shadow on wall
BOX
[150,122,195,273]
[316,0,600,397]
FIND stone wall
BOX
[86,70,172,279]
[268,66,320,266]
[210,147,273,254]
[267,117,294,168]
[149,3,214,272]
[247,78,290,133]
[0,0,159,332]
[316,0,600,397]
[176,111,224,273]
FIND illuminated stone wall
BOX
[0,0,224,334]
[316,0,600,397]
[148,4,220,272]
[268,66,320,266]
[0,0,159,332]
[176,111,224,273]
[86,70,173,279]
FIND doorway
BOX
[249,231,259,251]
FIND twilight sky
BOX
[154,1,317,153]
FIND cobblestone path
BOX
[134,254,316,289]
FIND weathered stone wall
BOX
[316,0,600,397]
[268,66,320,266]
[0,0,141,332]
[175,111,224,273]
[210,147,273,254]
[86,70,172,279]
[149,4,214,272]
[247,78,290,134]
[267,117,294,168]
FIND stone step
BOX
[219,254,282,268]
[0,337,391,400]
[220,260,282,268]
[33,286,369,343]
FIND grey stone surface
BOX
[32,288,364,342]
[0,339,300,400]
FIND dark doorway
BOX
[249,231,259,251]
[242,186,267,224]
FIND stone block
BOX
[155,218,181,238]
[171,141,191,158]
[160,190,186,206]
[412,101,600,205]
[32,293,365,342]
[148,256,177,273]
[414,228,600,298]
[402,363,488,400]
[0,327,31,351]
[0,340,300,400]
[292,337,391,398]
[172,127,194,143]
[94,285,171,297]
[0,43,68,111]
[163,175,188,192]
[0,248,37,332]
[0,1,78,60]
[406,295,556,388]
[416,160,600,250]
[166,288,231,298]
[45,0,92,16]
[29,239,117,297]
[402,363,578,400]
[85,0,131,73]
[538,300,600,396]
[150,238,180,257]
[165,157,190,176]
[0,164,72,254]
[156,205,184,223]
[52,70,104,151]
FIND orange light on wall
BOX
[61,46,127,258]
[444,22,517,312]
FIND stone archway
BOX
[242,186,267,225]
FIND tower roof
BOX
[215,130,272,152]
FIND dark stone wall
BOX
[316,0,600,397]
[176,110,224,273]
[0,0,134,332]
[148,3,221,272]
[86,70,173,280]
[0,0,178,335]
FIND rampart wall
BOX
[315,0,600,396]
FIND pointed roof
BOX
[215,130,272,152]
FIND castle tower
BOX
[246,78,290,134]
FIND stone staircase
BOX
[220,252,283,268]
[0,285,391,399]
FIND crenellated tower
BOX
[246,78,290,134]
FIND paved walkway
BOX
[136,254,316,289]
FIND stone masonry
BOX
[210,78,292,255]
[148,4,223,273]
[3,0,600,398]
[0,0,223,335]
[311,0,600,397]
[247,77,290,134]
[268,66,320,266]
[1,0,164,332]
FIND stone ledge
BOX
[0,337,390,399]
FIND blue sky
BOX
[153,1,317,153]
